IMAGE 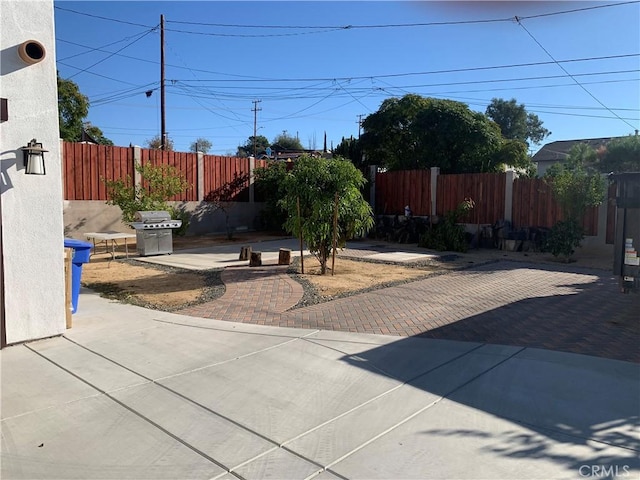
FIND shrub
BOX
[103,163,190,223]
[168,205,191,236]
[419,199,474,252]
[544,219,584,262]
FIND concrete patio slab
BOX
[134,238,441,271]
[284,344,518,467]
[0,346,97,420]
[305,333,483,381]
[230,448,322,480]
[64,311,313,380]
[159,339,407,444]
[328,397,639,479]
[2,279,638,479]
[446,348,640,448]
[1,394,224,480]
[110,382,278,470]
[27,338,148,394]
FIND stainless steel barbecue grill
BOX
[130,210,182,256]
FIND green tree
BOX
[58,74,89,142]
[360,94,515,173]
[190,137,212,154]
[103,163,191,223]
[273,132,303,151]
[280,156,374,274]
[254,161,288,230]
[58,74,112,144]
[493,138,536,177]
[237,135,270,157]
[84,123,114,146]
[544,144,606,261]
[145,134,174,151]
[599,135,640,173]
[334,136,364,168]
[485,98,550,147]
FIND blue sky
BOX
[53,1,640,155]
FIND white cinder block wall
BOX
[0,0,66,345]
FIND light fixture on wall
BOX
[21,139,48,175]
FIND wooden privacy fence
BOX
[63,142,266,202]
[511,177,599,235]
[437,173,505,225]
[375,169,431,216]
[375,169,601,236]
[63,142,134,201]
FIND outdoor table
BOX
[85,231,136,260]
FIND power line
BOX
[164,1,638,30]
[515,16,638,130]
[165,53,640,83]
[66,28,157,80]
[54,5,155,28]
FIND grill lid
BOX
[134,210,172,223]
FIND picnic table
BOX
[85,231,136,260]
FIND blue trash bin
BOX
[64,238,93,313]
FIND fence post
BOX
[369,165,377,210]
[133,145,142,189]
[249,156,255,204]
[504,170,515,222]
[197,151,204,202]
[430,167,439,217]
[60,139,65,199]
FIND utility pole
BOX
[252,99,261,157]
[356,114,364,139]
[160,14,166,151]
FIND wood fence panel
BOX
[511,177,598,235]
[436,173,504,224]
[63,141,133,200]
[375,170,432,215]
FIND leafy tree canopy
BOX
[544,144,606,220]
[485,97,550,147]
[58,75,112,144]
[237,135,270,157]
[190,137,212,154]
[103,163,190,222]
[280,155,374,274]
[273,132,304,151]
[145,134,174,151]
[334,136,363,168]
[599,135,640,173]
[360,94,526,173]
[84,123,113,146]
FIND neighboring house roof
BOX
[80,128,99,144]
[532,137,617,166]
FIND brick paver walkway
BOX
[178,261,640,363]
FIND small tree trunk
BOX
[319,244,328,274]
[250,251,262,267]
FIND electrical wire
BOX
[54,5,155,28]
[66,28,158,80]
[515,16,637,130]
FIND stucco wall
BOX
[0,1,66,344]
[63,201,267,239]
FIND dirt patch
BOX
[81,259,206,309]
[297,257,443,298]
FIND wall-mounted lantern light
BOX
[21,139,47,175]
